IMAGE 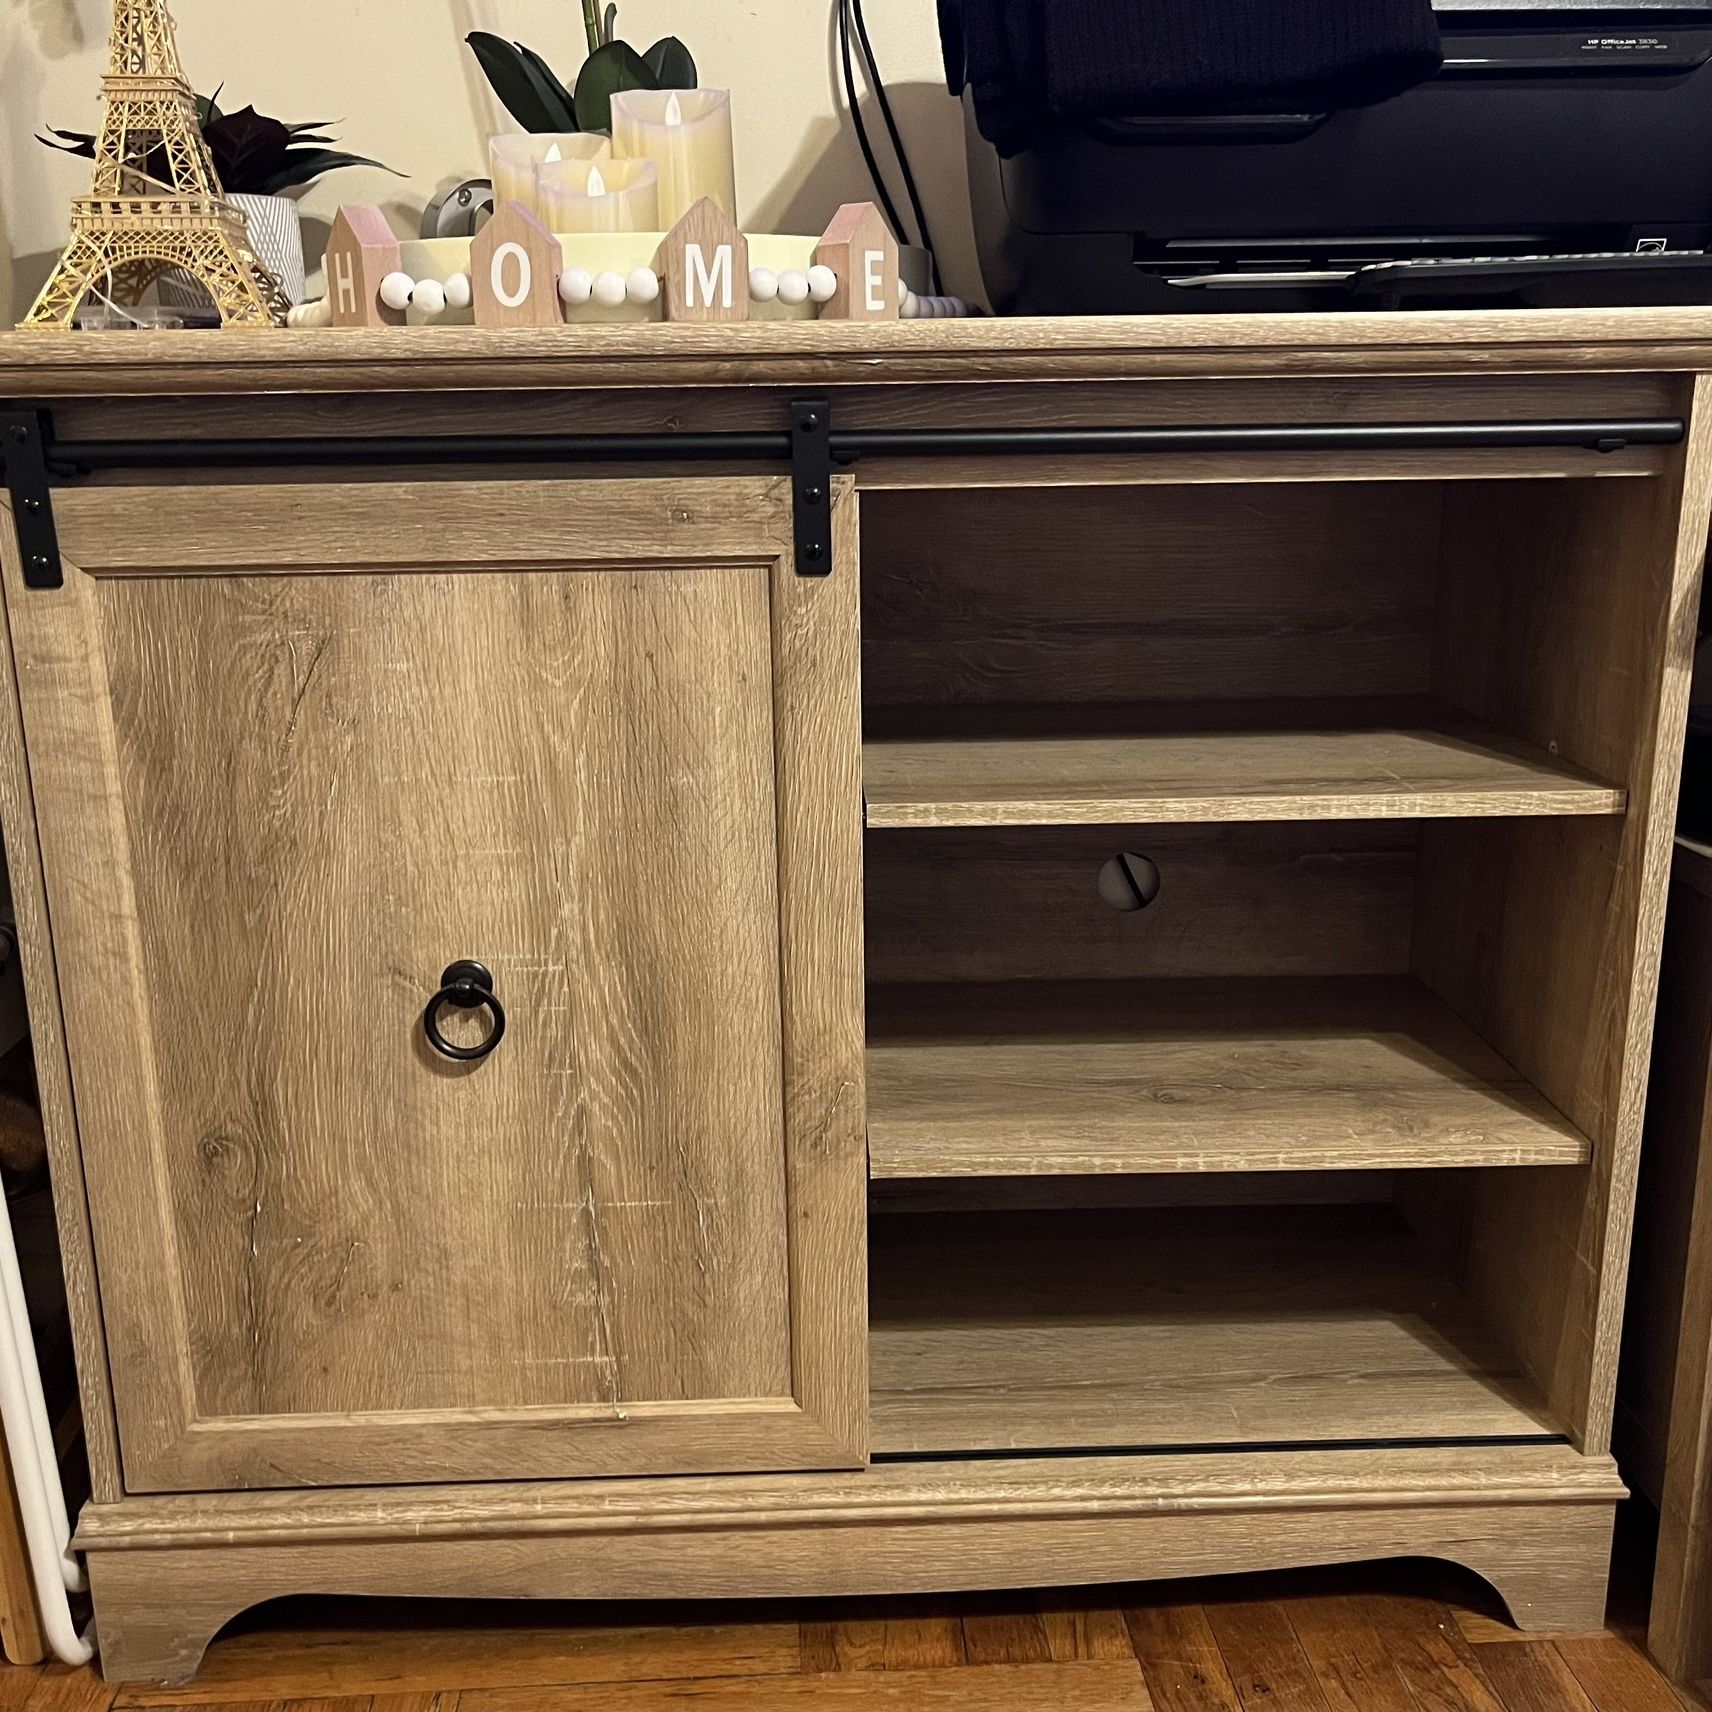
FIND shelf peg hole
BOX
[1098,852,1161,913]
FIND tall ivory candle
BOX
[488,133,610,220]
[609,88,737,227]
[537,156,660,233]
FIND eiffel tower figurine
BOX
[20,0,290,328]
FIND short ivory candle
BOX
[537,156,660,233]
[609,88,736,227]
[489,133,610,219]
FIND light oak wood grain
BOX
[865,978,1590,1178]
[867,1205,1557,1457]
[75,1444,1623,1681]
[3,328,1684,1688]
[1,475,866,1493]
[860,486,1442,712]
[862,711,1624,828]
[45,372,1679,448]
[1415,378,1712,1455]
[854,446,1670,490]
[0,498,125,1504]
[1615,843,1712,1511]
[71,1442,1622,1551]
[865,822,1420,986]
[4,307,1712,397]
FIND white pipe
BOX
[0,1202,80,1591]
[0,1196,90,1663]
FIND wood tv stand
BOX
[0,309,1706,1682]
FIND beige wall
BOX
[1,0,982,323]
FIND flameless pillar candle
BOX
[489,133,610,219]
[609,88,737,226]
[537,156,660,233]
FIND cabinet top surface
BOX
[2,306,1711,397]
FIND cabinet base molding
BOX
[78,1444,1622,1684]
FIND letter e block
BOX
[814,203,899,321]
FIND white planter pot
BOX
[229,193,306,304]
[157,192,306,315]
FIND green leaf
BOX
[256,148,397,196]
[574,39,656,134]
[513,42,579,131]
[467,31,561,132]
[197,84,225,125]
[603,3,618,46]
[643,36,697,88]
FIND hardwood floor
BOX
[1,1557,1698,1712]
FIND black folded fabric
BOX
[942,0,1444,155]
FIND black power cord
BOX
[838,0,943,293]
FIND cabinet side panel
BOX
[0,497,123,1502]
[1642,856,1712,1682]
[1416,379,1712,1449]
[1617,859,1712,1504]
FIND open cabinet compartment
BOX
[867,1189,1563,1460]
[861,464,1692,1463]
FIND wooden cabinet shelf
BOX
[867,977,1592,1179]
[862,702,1626,829]
[868,1204,1559,1458]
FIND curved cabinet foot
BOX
[88,1551,243,1687]
[1456,1503,1616,1635]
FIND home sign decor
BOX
[288,198,907,329]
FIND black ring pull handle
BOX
[423,960,507,1062]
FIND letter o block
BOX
[472,201,563,328]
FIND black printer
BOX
[967,1,1712,313]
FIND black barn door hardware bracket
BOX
[791,399,834,577]
[0,410,63,590]
[9,406,1686,592]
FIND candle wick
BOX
[544,142,563,162]
[665,91,683,126]
[587,165,608,197]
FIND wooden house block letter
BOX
[654,198,749,324]
[324,207,404,328]
[814,203,900,321]
[472,201,563,329]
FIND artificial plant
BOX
[468,6,696,137]
[40,91,392,196]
